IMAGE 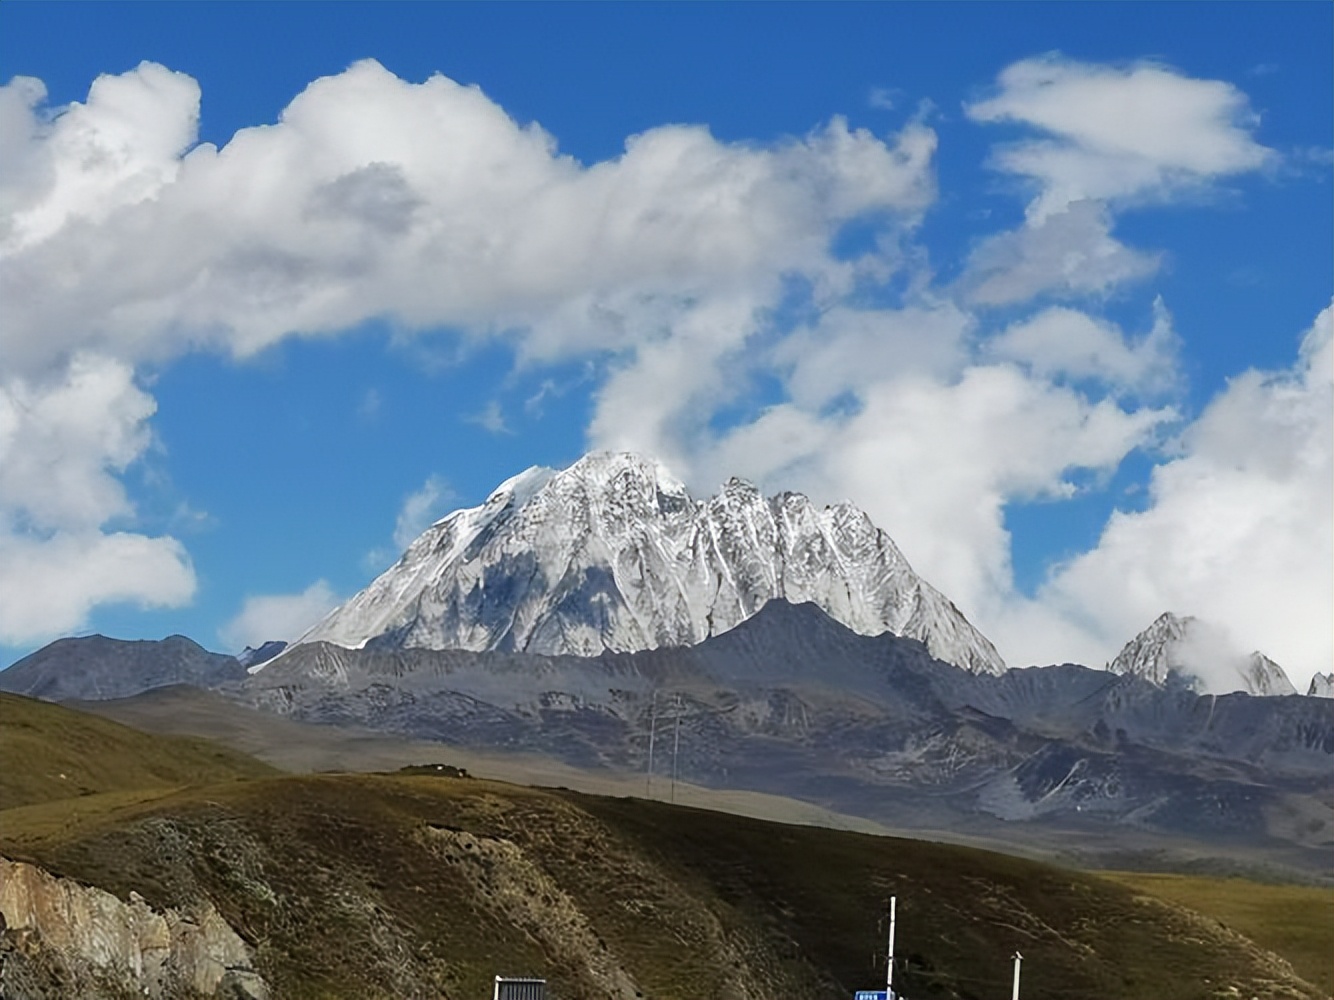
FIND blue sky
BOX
[1,2,1330,689]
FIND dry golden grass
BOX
[1104,870,1334,996]
[0,692,277,810]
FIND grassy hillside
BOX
[1104,871,1334,997]
[0,691,278,808]
[2,769,1320,1000]
[1,695,1323,1000]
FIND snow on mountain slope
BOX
[289,452,1005,673]
[1108,612,1297,696]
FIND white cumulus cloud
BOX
[959,200,1161,306]
[0,531,194,646]
[959,56,1274,307]
[219,580,341,651]
[967,54,1275,216]
[0,353,195,644]
[987,299,1180,396]
[1041,304,1333,690]
[0,59,937,375]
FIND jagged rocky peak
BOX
[1308,673,1334,698]
[1241,651,1297,698]
[1108,612,1296,697]
[1108,612,1195,686]
[237,640,287,669]
[289,451,1005,674]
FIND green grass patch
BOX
[1103,870,1334,996]
[0,692,277,810]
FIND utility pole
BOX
[670,693,682,803]
[1011,951,1023,1000]
[645,691,658,798]
[885,895,897,995]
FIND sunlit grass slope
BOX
[0,691,278,809]
[1104,871,1334,996]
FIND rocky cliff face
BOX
[291,452,1005,674]
[0,857,267,1000]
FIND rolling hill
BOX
[0,692,277,809]
[0,697,1326,1000]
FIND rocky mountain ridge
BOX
[237,600,1334,859]
[0,635,246,703]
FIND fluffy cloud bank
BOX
[3,55,1322,690]
[219,580,340,652]
[0,354,194,643]
[1,58,936,373]
[1043,305,1333,680]
[0,58,932,643]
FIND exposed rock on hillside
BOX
[0,857,267,1000]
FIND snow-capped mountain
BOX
[288,452,1005,673]
[1308,673,1334,698]
[1241,652,1298,698]
[1108,612,1296,696]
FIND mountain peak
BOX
[289,452,1005,673]
[1109,612,1296,696]
[566,450,688,489]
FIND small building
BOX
[493,976,547,1000]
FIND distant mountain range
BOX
[0,634,246,702]
[241,599,1334,853]
[2,452,1329,871]
[5,601,1331,870]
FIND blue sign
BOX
[854,992,890,1000]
